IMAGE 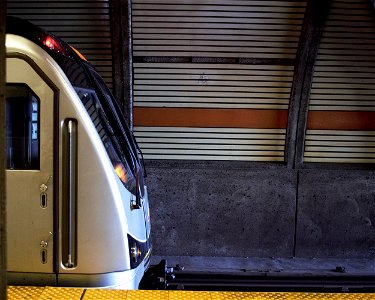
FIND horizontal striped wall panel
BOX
[305,0,375,164]
[305,130,375,163]
[134,63,294,109]
[133,127,286,161]
[7,0,113,90]
[132,2,302,162]
[132,0,307,58]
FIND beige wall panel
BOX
[305,0,375,163]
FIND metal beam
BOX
[285,0,330,169]
[110,0,133,129]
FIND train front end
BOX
[5,16,151,289]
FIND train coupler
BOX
[139,259,183,290]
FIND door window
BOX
[6,84,40,170]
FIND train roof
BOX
[6,16,87,63]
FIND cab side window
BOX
[6,84,40,170]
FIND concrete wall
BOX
[296,170,375,258]
[146,161,375,259]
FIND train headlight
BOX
[130,242,142,263]
[128,234,150,269]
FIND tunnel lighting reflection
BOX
[114,163,128,184]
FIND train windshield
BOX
[72,62,146,197]
[71,59,146,197]
[85,66,147,197]
[69,59,146,197]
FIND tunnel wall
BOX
[139,0,375,260]
[296,170,375,258]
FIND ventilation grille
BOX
[7,0,113,90]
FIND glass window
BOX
[6,84,40,170]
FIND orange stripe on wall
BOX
[307,111,375,131]
[134,107,288,129]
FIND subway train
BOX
[5,16,152,289]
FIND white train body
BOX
[5,17,151,289]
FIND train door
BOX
[6,56,55,279]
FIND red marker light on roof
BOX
[38,34,69,57]
[44,37,54,49]
[42,36,59,51]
